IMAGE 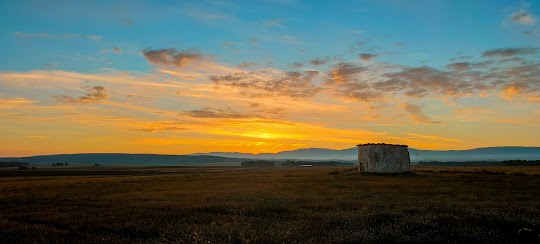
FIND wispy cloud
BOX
[14,32,102,41]
[359,53,377,62]
[482,47,539,58]
[509,9,535,25]
[401,103,442,124]
[309,57,330,66]
[142,48,203,68]
[54,86,109,104]
[289,62,304,68]
[262,18,287,28]
[237,62,257,69]
[132,120,187,132]
[209,69,322,98]
[446,62,471,71]
[186,9,228,21]
[182,109,261,119]
[0,97,38,108]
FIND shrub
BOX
[241,160,275,167]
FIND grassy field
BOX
[0,166,539,243]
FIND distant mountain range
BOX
[0,154,244,166]
[192,146,540,163]
[1,146,539,166]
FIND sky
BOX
[1,0,539,156]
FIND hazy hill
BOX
[0,153,245,166]
[192,148,357,161]
[1,147,539,167]
[193,146,540,163]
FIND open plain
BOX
[0,166,539,243]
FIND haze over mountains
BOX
[1,147,539,166]
[193,146,540,163]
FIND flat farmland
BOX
[0,166,539,243]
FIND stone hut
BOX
[357,143,410,173]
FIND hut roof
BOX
[356,143,408,147]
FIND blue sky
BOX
[0,0,539,156]
[2,0,537,72]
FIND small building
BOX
[357,143,410,173]
[301,164,313,167]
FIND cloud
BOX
[327,62,367,84]
[324,62,383,102]
[133,120,187,132]
[86,35,102,41]
[0,97,38,108]
[359,53,377,62]
[182,109,260,119]
[510,9,535,25]
[309,57,329,66]
[262,18,286,28]
[100,46,123,54]
[384,67,476,98]
[401,103,442,124]
[26,136,50,139]
[206,46,539,104]
[524,28,540,36]
[446,62,471,71]
[54,86,109,104]
[222,41,234,48]
[186,9,228,21]
[289,62,304,68]
[14,32,102,41]
[142,48,203,68]
[237,62,257,69]
[482,47,539,58]
[209,69,322,98]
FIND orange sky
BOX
[1,1,539,156]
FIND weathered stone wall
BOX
[358,144,410,173]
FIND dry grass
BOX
[414,165,540,176]
[0,166,539,243]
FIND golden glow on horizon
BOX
[1,62,539,157]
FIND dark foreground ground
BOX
[0,166,539,243]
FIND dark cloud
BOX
[326,62,367,84]
[142,48,202,67]
[471,61,495,68]
[359,53,377,62]
[324,63,381,101]
[55,86,109,104]
[384,67,478,98]
[289,62,304,68]
[238,62,257,69]
[204,45,540,103]
[446,62,471,71]
[402,103,442,124]
[309,57,329,66]
[482,47,539,58]
[210,70,322,98]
